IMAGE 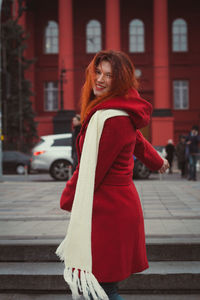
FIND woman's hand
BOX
[159,158,170,174]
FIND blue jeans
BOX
[100,282,124,300]
[188,154,197,180]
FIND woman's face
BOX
[93,60,113,97]
[72,117,80,127]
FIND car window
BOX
[16,152,30,159]
[52,137,72,147]
[3,152,18,161]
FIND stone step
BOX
[0,238,200,262]
[0,261,200,293]
[0,293,200,300]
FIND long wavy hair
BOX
[80,50,139,123]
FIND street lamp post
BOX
[0,0,3,182]
[53,68,74,134]
[60,68,66,111]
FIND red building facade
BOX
[14,0,200,146]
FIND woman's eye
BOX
[106,74,112,78]
[96,69,101,75]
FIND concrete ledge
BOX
[1,240,200,262]
[147,243,200,261]
[0,244,58,262]
[0,262,200,292]
[0,294,200,300]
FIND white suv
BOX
[31,133,73,181]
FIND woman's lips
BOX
[95,84,105,91]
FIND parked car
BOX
[31,133,163,181]
[133,149,165,179]
[30,133,73,181]
[3,151,31,174]
[133,157,151,179]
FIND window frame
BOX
[173,80,189,110]
[86,19,102,54]
[129,19,145,53]
[44,81,59,112]
[172,18,188,52]
[44,20,59,54]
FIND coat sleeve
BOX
[94,116,133,191]
[134,130,164,171]
[60,164,79,211]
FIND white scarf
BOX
[56,109,128,300]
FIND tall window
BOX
[86,20,101,53]
[172,19,188,52]
[129,19,145,53]
[173,80,189,109]
[44,82,58,111]
[45,21,59,54]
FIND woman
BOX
[56,50,169,300]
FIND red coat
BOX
[60,89,163,282]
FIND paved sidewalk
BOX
[0,173,200,241]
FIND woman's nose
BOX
[97,73,105,82]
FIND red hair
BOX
[80,50,139,123]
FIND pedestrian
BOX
[186,125,200,181]
[165,139,175,173]
[71,114,81,173]
[175,135,187,177]
[56,50,169,300]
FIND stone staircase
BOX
[0,238,200,299]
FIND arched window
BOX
[86,20,102,53]
[45,21,59,54]
[172,18,188,52]
[129,19,145,53]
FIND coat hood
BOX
[82,88,152,131]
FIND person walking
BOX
[71,114,81,173]
[165,139,175,173]
[176,135,187,178]
[56,50,169,300]
[186,125,200,181]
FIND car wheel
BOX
[50,160,72,181]
[133,160,150,179]
[16,164,25,175]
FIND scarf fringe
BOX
[56,237,67,261]
[63,267,109,300]
[56,244,108,299]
